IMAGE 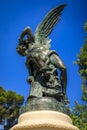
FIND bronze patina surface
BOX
[16,4,69,114]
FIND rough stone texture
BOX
[11,111,79,130]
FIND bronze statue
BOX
[16,4,68,104]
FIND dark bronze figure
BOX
[17,4,69,112]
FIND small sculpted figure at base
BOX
[16,4,69,113]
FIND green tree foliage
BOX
[0,86,24,129]
[70,22,87,130]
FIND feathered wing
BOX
[34,4,67,45]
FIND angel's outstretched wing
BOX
[34,4,66,45]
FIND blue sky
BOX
[0,0,87,108]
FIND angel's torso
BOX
[26,46,49,68]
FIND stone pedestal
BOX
[11,110,79,130]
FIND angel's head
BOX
[16,27,34,56]
[16,39,29,56]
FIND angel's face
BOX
[16,40,28,56]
